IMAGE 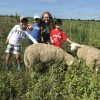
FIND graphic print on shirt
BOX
[14,30,27,41]
[52,32,61,45]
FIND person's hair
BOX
[54,19,62,25]
[41,11,53,23]
[41,11,53,19]
[21,18,28,22]
[40,11,55,30]
[18,18,28,23]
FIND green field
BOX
[0,16,100,100]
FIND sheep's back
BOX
[24,43,74,68]
[24,43,65,64]
[77,45,100,65]
[77,45,89,59]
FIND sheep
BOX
[70,43,100,71]
[24,43,74,69]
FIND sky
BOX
[0,0,100,20]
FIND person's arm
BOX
[6,25,17,45]
[40,26,43,42]
[66,38,73,44]
[25,31,38,44]
[7,25,17,40]
[61,31,73,44]
[50,30,54,44]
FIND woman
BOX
[41,11,54,44]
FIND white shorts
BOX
[5,44,21,55]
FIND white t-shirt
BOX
[7,25,38,46]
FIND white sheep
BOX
[70,43,100,71]
[24,43,74,69]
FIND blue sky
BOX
[0,0,100,20]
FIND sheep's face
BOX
[70,43,81,51]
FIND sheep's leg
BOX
[95,59,100,71]
[28,62,33,69]
[25,63,33,73]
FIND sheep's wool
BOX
[77,45,100,67]
[24,43,74,68]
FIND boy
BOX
[28,14,42,44]
[50,19,73,48]
[5,16,38,70]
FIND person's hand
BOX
[41,40,44,43]
[47,40,51,44]
[47,42,51,44]
[41,29,46,33]
[6,39,9,45]
[27,24,33,30]
[41,37,44,43]
[70,42,81,51]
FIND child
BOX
[28,14,42,44]
[50,19,73,48]
[5,16,38,70]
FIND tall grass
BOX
[62,20,100,48]
[0,61,99,100]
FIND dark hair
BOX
[18,18,28,23]
[54,19,62,25]
[21,18,28,22]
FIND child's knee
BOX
[15,54,20,60]
[6,54,11,61]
